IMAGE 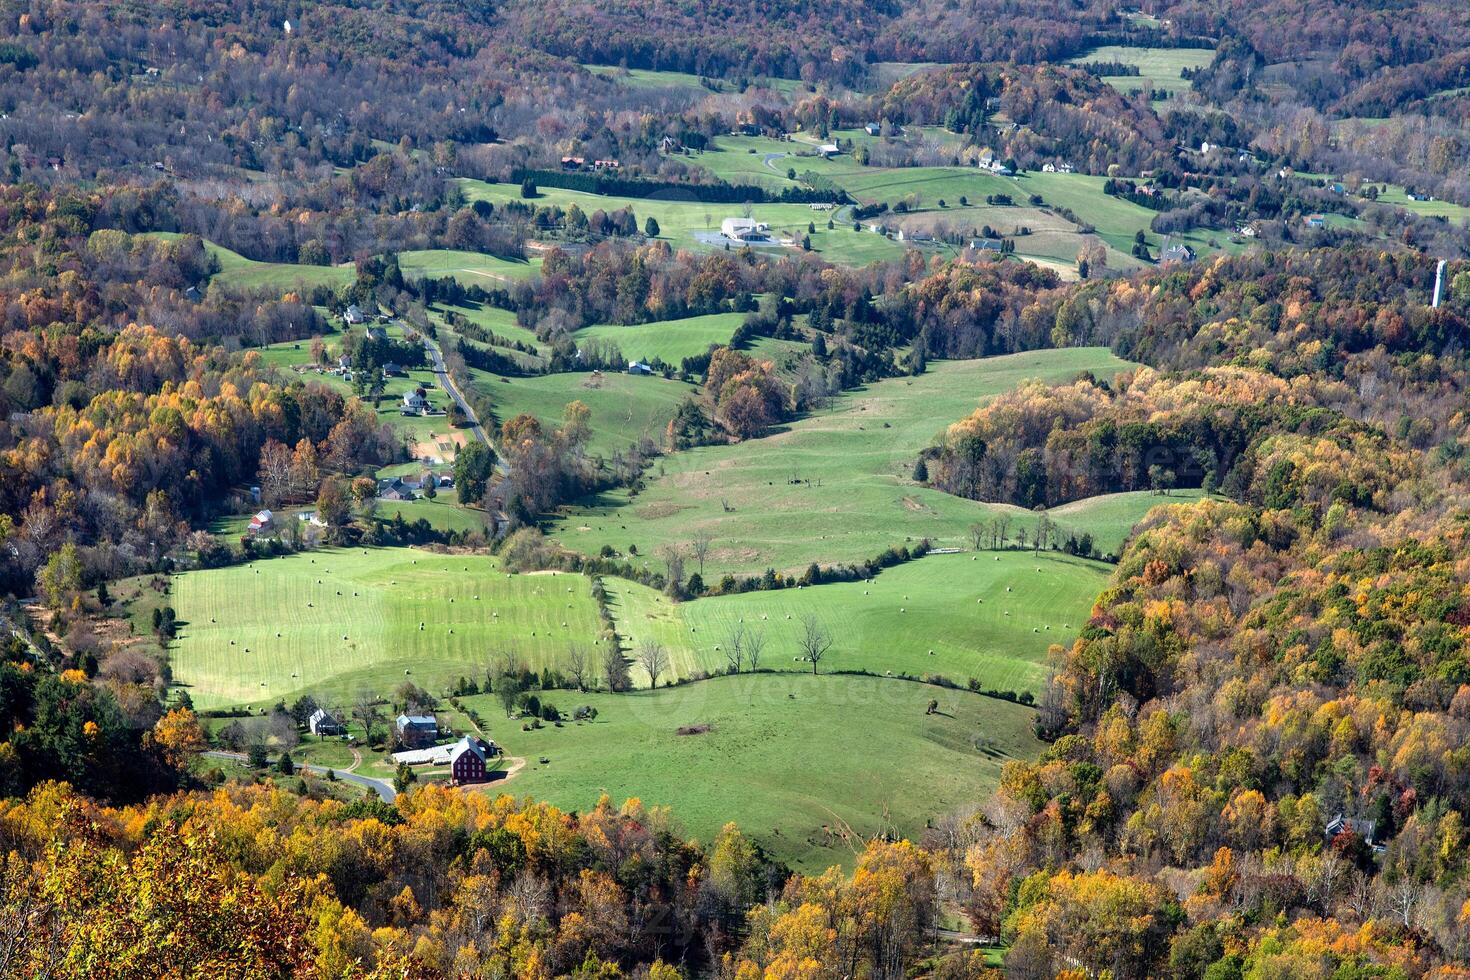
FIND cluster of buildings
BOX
[391,714,501,784]
[308,709,502,786]
[376,471,453,501]
[560,156,620,171]
[720,217,771,242]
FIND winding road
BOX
[420,328,489,448]
[204,750,397,802]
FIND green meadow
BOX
[397,249,543,286]
[1069,45,1215,96]
[571,312,743,365]
[141,233,355,292]
[606,550,1105,693]
[168,550,603,709]
[465,671,1044,871]
[470,369,699,458]
[550,348,1148,577]
[455,177,905,267]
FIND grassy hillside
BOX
[468,672,1044,871]
[455,178,905,267]
[550,348,1144,576]
[1068,45,1215,96]
[471,369,698,457]
[572,312,743,365]
[142,233,355,292]
[397,249,543,286]
[168,550,603,709]
[607,550,1106,693]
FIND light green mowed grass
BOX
[571,312,743,365]
[470,672,1044,871]
[471,370,699,458]
[141,233,356,293]
[551,348,1145,576]
[168,550,603,709]
[455,178,905,267]
[397,249,543,286]
[1068,46,1215,96]
[607,551,1107,693]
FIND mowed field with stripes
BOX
[169,550,603,709]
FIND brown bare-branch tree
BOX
[636,639,669,688]
[564,643,592,691]
[797,614,833,675]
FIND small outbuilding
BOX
[308,708,346,737]
[395,714,438,748]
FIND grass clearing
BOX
[1069,45,1214,96]
[550,349,1149,576]
[168,549,604,710]
[467,672,1044,871]
[572,312,743,365]
[470,369,698,457]
[455,178,905,267]
[397,249,543,286]
[141,233,355,293]
[606,551,1106,693]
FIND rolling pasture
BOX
[550,348,1148,576]
[470,369,699,458]
[1068,45,1215,96]
[168,550,603,709]
[571,311,743,365]
[471,672,1044,871]
[142,233,355,292]
[607,550,1106,693]
[454,177,905,267]
[396,249,543,286]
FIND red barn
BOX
[450,737,496,783]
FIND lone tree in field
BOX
[564,643,593,691]
[722,621,766,674]
[636,639,669,688]
[690,532,713,577]
[351,691,383,746]
[969,522,986,551]
[797,614,833,675]
[603,645,633,692]
[657,544,687,598]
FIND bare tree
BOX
[995,515,1012,548]
[968,522,986,551]
[797,614,833,675]
[602,645,632,692]
[745,625,767,670]
[564,643,592,691]
[690,532,713,577]
[351,690,382,745]
[657,544,686,597]
[722,621,748,674]
[636,639,669,688]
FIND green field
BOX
[572,312,743,365]
[397,249,543,286]
[687,145,1234,270]
[607,550,1105,692]
[1069,45,1215,96]
[168,549,604,709]
[585,64,808,97]
[472,369,698,457]
[142,233,355,293]
[1046,489,1216,550]
[551,348,1156,576]
[455,178,905,267]
[468,672,1044,870]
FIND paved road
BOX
[205,750,397,802]
[420,330,489,448]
